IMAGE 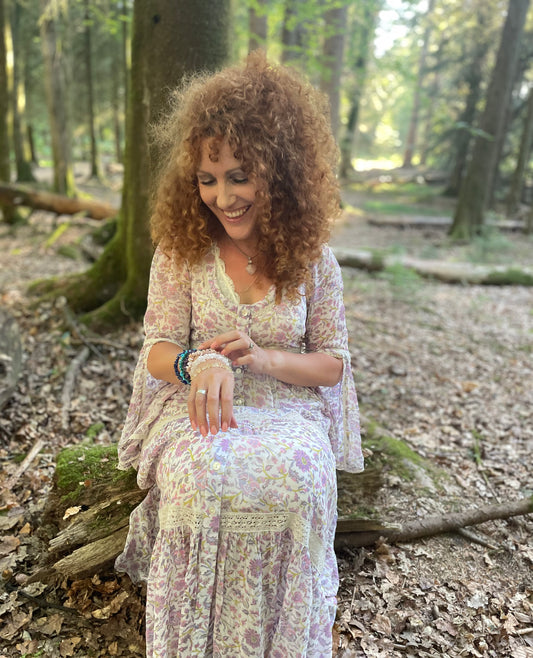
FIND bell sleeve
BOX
[305,246,364,473]
[117,247,192,471]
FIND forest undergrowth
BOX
[0,177,532,657]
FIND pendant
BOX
[246,259,256,275]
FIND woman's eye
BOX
[198,179,214,186]
[232,177,248,184]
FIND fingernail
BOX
[222,422,228,432]
[191,421,197,431]
[200,425,207,436]
[211,425,217,435]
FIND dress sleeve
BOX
[306,246,364,473]
[117,247,192,471]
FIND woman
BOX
[116,52,363,657]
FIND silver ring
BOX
[196,389,207,396]
[249,342,254,350]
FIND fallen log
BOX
[333,247,533,286]
[335,496,533,549]
[0,182,119,220]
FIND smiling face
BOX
[197,139,260,249]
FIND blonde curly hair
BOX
[150,51,340,301]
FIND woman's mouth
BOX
[224,206,251,220]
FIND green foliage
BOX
[465,227,514,264]
[485,269,533,286]
[378,262,423,300]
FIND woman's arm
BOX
[200,331,343,387]
[146,341,183,384]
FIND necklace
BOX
[227,236,259,275]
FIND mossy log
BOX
[35,428,532,582]
[0,182,118,220]
[333,247,533,286]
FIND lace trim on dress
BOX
[158,505,326,571]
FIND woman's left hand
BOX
[199,331,269,375]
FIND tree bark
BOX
[339,1,380,178]
[444,28,490,197]
[506,85,533,216]
[83,0,100,180]
[81,0,231,330]
[39,0,75,196]
[402,0,435,169]
[320,3,347,141]
[450,0,530,240]
[10,1,35,182]
[248,0,267,53]
[0,0,16,224]
[281,0,306,64]
[0,182,118,219]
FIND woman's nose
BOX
[216,183,235,209]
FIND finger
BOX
[188,389,198,431]
[219,377,234,432]
[230,414,238,429]
[194,388,209,436]
[206,385,221,435]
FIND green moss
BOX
[55,443,136,504]
[485,269,533,286]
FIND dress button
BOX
[234,397,243,406]
[212,461,221,471]
[234,367,243,374]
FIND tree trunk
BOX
[339,1,380,178]
[319,3,347,141]
[10,1,35,183]
[450,0,530,240]
[0,0,16,224]
[281,0,306,64]
[80,0,231,330]
[506,85,533,216]
[402,0,435,169]
[248,0,267,53]
[84,0,100,180]
[444,28,489,197]
[39,0,75,196]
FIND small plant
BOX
[379,263,423,301]
[466,226,513,264]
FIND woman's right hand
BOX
[187,365,238,437]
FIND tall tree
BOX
[402,0,436,168]
[320,2,348,140]
[35,0,230,329]
[83,0,100,179]
[339,0,380,177]
[10,0,35,182]
[444,10,491,197]
[39,0,74,195]
[248,0,267,53]
[0,0,16,223]
[281,0,306,64]
[506,84,533,216]
[450,0,531,240]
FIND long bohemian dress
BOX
[115,243,363,658]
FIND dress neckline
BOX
[211,243,275,307]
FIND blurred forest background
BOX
[0,0,532,326]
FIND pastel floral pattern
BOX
[115,245,363,657]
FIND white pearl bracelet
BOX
[188,352,233,380]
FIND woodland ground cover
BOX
[0,176,532,657]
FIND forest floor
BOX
[0,172,532,657]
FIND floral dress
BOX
[115,244,363,658]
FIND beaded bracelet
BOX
[174,349,196,385]
[189,359,233,381]
[188,353,233,380]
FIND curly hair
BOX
[150,50,341,301]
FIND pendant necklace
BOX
[227,237,259,275]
